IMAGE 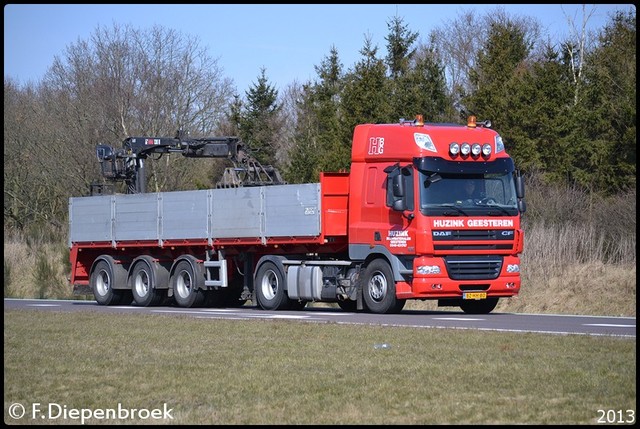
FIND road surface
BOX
[4,298,635,338]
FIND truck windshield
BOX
[418,171,519,216]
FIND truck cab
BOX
[347,115,525,314]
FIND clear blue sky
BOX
[4,4,634,93]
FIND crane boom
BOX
[93,132,284,194]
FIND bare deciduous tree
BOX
[41,23,235,194]
[562,4,597,105]
[429,6,541,110]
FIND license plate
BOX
[463,292,487,300]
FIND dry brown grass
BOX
[4,230,635,317]
[4,234,71,300]
[4,180,636,317]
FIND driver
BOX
[455,179,482,204]
[463,180,477,199]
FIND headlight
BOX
[495,136,505,153]
[506,264,520,273]
[449,142,460,156]
[417,265,441,275]
[482,143,492,156]
[460,143,471,156]
[471,143,481,156]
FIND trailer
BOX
[70,115,526,314]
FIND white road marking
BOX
[584,323,635,328]
[433,317,485,321]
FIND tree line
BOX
[3,6,636,240]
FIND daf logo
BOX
[433,231,452,236]
[501,230,514,236]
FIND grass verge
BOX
[4,309,636,425]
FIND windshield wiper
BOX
[475,201,512,216]
[439,204,469,216]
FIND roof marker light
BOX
[467,115,477,128]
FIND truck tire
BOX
[460,297,499,314]
[361,259,401,314]
[171,259,206,308]
[255,261,290,310]
[130,258,164,307]
[91,258,131,306]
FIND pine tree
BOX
[341,36,390,138]
[573,10,636,193]
[285,47,345,181]
[240,68,282,166]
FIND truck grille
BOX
[444,255,503,280]
[432,229,515,251]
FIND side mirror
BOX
[518,199,527,214]
[515,170,525,199]
[385,164,414,213]
[393,198,406,211]
[392,173,405,198]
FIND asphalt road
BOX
[4,298,635,339]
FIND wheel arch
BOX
[253,255,288,290]
[90,254,129,290]
[169,254,204,292]
[129,254,170,290]
[350,244,410,282]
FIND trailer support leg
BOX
[242,253,255,304]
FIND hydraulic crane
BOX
[93,131,284,194]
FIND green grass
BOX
[4,310,636,425]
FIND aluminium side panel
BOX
[113,193,159,241]
[70,182,323,246]
[210,187,263,239]
[264,184,321,237]
[161,190,210,240]
[69,195,113,244]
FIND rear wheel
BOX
[172,259,206,308]
[91,258,131,306]
[255,261,290,310]
[460,297,499,314]
[130,259,165,307]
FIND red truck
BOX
[69,115,525,314]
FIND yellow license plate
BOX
[463,292,487,300]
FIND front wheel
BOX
[361,259,401,314]
[460,297,499,314]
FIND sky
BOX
[4,4,635,93]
